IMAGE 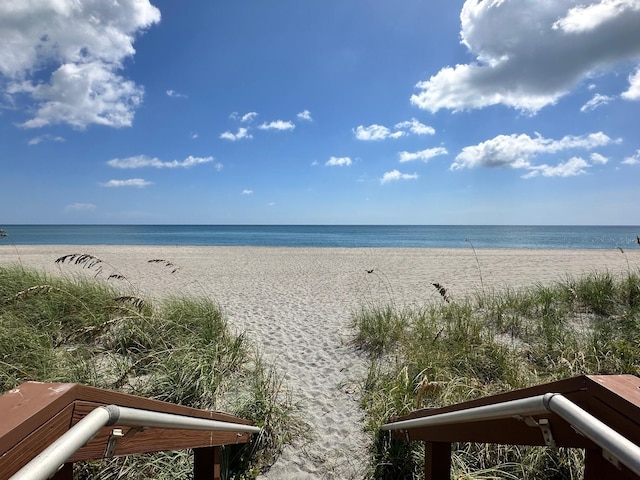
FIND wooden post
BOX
[424,442,451,480]
[583,448,636,480]
[51,462,73,480]
[194,446,221,480]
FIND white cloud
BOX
[399,147,448,163]
[297,110,312,121]
[220,127,253,141]
[590,152,608,164]
[452,132,614,170]
[258,120,295,131]
[64,203,96,212]
[355,119,435,140]
[214,162,223,172]
[354,124,392,141]
[28,134,65,145]
[394,118,435,136]
[107,155,214,169]
[622,67,640,100]
[191,133,199,139]
[411,0,640,113]
[0,0,160,129]
[241,112,258,123]
[522,157,590,178]
[325,156,352,167]
[242,189,253,195]
[166,89,187,99]
[380,170,419,184]
[580,93,614,112]
[553,0,640,33]
[14,62,144,129]
[622,150,640,165]
[101,178,152,188]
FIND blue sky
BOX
[1,0,639,225]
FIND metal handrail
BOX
[381,392,640,476]
[11,405,261,480]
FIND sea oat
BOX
[432,282,450,303]
[148,258,179,273]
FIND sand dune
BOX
[1,245,638,478]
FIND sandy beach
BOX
[1,245,638,478]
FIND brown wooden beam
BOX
[424,442,451,480]
[194,446,221,480]
[51,462,73,480]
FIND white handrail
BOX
[380,393,552,431]
[546,394,640,476]
[381,392,640,476]
[11,405,261,480]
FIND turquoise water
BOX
[1,225,639,249]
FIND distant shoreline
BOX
[2,224,639,249]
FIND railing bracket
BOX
[105,428,124,457]
[602,449,621,470]
[521,416,556,447]
[105,426,145,458]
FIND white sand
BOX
[1,245,638,478]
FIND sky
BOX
[1,0,640,225]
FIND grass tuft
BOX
[354,269,640,479]
[0,264,300,479]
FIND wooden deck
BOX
[385,375,640,479]
[0,382,258,479]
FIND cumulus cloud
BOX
[0,0,160,129]
[622,150,640,165]
[354,124,397,141]
[325,156,352,166]
[380,170,419,184]
[101,178,152,188]
[297,110,312,121]
[581,93,614,112]
[590,152,608,164]
[452,131,618,178]
[220,127,252,141]
[552,0,640,33]
[258,120,295,131]
[622,67,640,100]
[394,118,435,136]
[522,157,590,178]
[399,147,448,163]
[107,155,214,169]
[229,111,258,122]
[411,0,640,114]
[64,203,96,212]
[354,119,435,141]
[242,189,253,195]
[241,112,258,123]
[452,132,614,171]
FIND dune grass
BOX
[0,264,302,479]
[353,268,640,479]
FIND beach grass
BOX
[353,268,640,479]
[0,264,301,479]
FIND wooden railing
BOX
[0,382,259,479]
[382,375,640,480]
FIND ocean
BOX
[1,225,639,249]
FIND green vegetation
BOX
[0,264,302,479]
[353,269,640,479]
